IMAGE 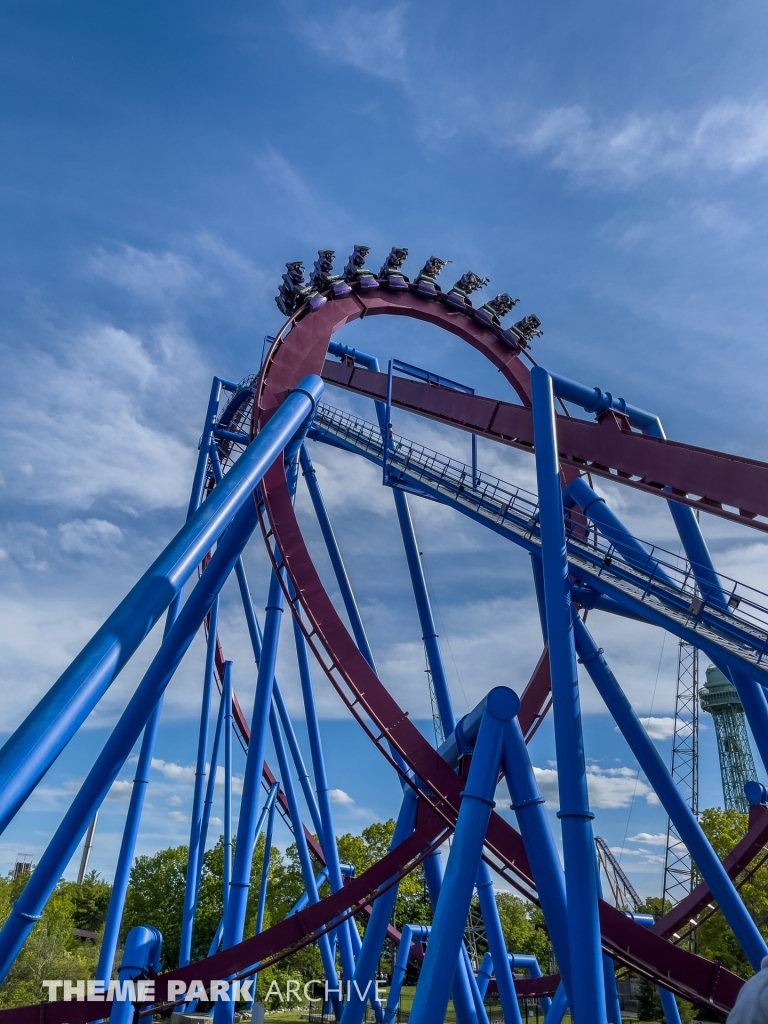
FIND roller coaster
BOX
[2,247,768,1024]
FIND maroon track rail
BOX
[321,359,768,532]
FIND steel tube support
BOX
[179,597,220,966]
[0,374,322,837]
[462,945,491,1024]
[219,566,285,963]
[383,924,430,1024]
[96,693,165,985]
[339,790,418,1024]
[223,660,233,913]
[392,488,456,733]
[0,490,264,983]
[667,500,768,774]
[409,688,518,1024]
[300,446,377,671]
[292,602,356,982]
[500,718,572,1003]
[572,612,768,969]
[108,925,162,1024]
[244,782,279,1012]
[198,682,225,876]
[475,862,522,1024]
[530,366,606,1024]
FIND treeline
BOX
[0,809,760,1010]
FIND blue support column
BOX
[96,692,165,985]
[267,704,340,1001]
[0,486,266,983]
[244,782,279,1013]
[392,488,456,734]
[543,985,568,1024]
[223,660,233,913]
[475,863,521,1024]
[383,924,430,1024]
[572,612,768,969]
[198,682,226,876]
[292,603,356,983]
[421,850,477,1024]
[300,446,377,671]
[219,566,285,961]
[179,597,220,966]
[667,499,768,775]
[461,945,491,1024]
[409,688,518,1024]
[340,790,418,1024]
[108,925,163,1024]
[0,374,322,838]
[530,366,607,1024]
[500,717,572,1004]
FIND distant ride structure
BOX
[2,246,768,1024]
[700,665,757,814]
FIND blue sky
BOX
[1,1,768,899]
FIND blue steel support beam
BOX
[0,487,267,982]
[409,689,518,1024]
[244,782,279,1012]
[546,371,663,436]
[339,790,418,1024]
[265,703,340,1007]
[563,477,673,586]
[179,597,220,966]
[300,446,377,671]
[230,544,325,841]
[198,682,225,880]
[461,945,491,1024]
[392,488,456,734]
[383,924,430,1024]
[666,500,768,775]
[475,864,522,1024]
[543,986,568,1024]
[96,691,166,985]
[292,601,356,983]
[476,953,550,1015]
[219,565,286,971]
[572,612,768,969]
[223,660,233,914]
[0,375,322,838]
[108,925,163,1024]
[420,850,477,1024]
[500,717,572,1005]
[530,366,606,1024]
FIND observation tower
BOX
[700,665,757,814]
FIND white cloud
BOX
[628,832,667,846]
[640,717,678,741]
[168,810,189,823]
[89,245,199,302]
[518,100,768,184]
[106,779,133,800]
[167,794,183,807]
[151,758,195,783]
[59,518,123,556]
[533,764,658,809]
[210,816,223,826]
[328,788,354,805]
[298,4,408,84]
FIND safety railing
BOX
[310,403,768,672]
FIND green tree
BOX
[0,871,107,1009]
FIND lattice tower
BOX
[700,665,756,814]
[662,641,699,909]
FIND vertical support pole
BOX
[383,359,394,484]
[179,597,219,966]
[572,611,768,969]
[392,489,456,733]
[198,683,225,876]
[421,850,478,1024]
[292,604,355,983]
[219,566,285,966]
[530,366,606,1024]
[471,433,478,490]
[409,689,517,1024]
[268,704,340,1004]
[107,926,162,1024]
[96,699,164,985]
[340,790,418,1024]
[461,944,491,1024]
[475,864,522,1024]
[223,660,233,914]
[500,717,572,1003]
[244,782,279,1013]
